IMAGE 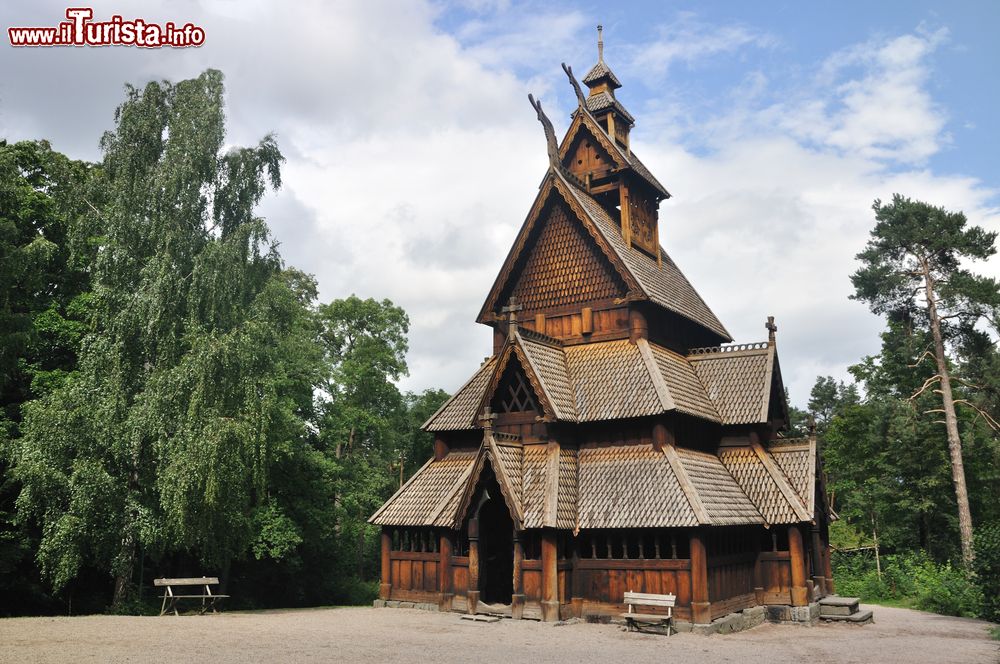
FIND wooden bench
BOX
[621,591,675,635]
[155,577,229,616]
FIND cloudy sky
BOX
[3,0,999,407]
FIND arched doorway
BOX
[475,465,514,605]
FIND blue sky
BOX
[2,1,998,406]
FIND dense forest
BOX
[1,70,998,619]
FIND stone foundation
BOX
[372,599,440,612]
[765,602,820,625]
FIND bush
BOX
[833,550,981,617]
[974,522,1000,622]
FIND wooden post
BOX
[629,308,647,342]
[753,527,765,605]
[810,525,826,598]
[512,530,525,619]
[434,436,448,462]
[690,530,711,624]
[581,307,593,335]
[652,421,673,452]
[439,531,453,611]
[788,525,809,606]
[467,518,480,614]
[823,521,837,595]
[540,530,559,622]
[534,313,546,334]
[380,528,392,601]
[570,541,584,619]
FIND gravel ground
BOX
[0,604,996,664]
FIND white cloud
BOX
[2,3,996,408]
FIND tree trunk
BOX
[923,259,975,566]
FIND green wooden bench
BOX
[155,577,229,616]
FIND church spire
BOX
[581,24,633,146]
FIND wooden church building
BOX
[371,31,835,626]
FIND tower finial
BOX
[597,24,604,62]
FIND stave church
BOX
[370,29,836,628]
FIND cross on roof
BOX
[502,296,523,335]
[766,316,777,345]
[479,406,497,431]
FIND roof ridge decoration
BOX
[750,440,812,523]
[661,443,712,525]
[688,342,770,356]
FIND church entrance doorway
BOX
[477,467,514,605]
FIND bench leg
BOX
[160,594,168,617]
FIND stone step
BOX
[819,596,860,616]
[820,608,873,624]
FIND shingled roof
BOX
[373,434,821,529]
[423,331,730,431]
[582,59,622,88]
[585,91,634,124]
[479,173,730,341]
[688,343,783,425]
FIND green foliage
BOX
[851,194,999,325]
[833,551,982,618]
[974,522,1000,621]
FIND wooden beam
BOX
[380,528,392,600]
[581,307,593,335]
[690,530,711,624]
[651,420,674,453]
[541,530,559,622]
[788,525,809,606]
[619,184,632,247]
[535,313,546,334]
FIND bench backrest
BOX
[154,577,220,587]
[623,591,676,608]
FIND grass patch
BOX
[990,626,1000,641]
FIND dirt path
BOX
[0,604,996,663]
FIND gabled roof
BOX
[673,447,764,526]
[561,109,669,199]
[478,171,730,342]
[688,342,786,425]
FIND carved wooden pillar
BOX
[380,528,392,600]
[810,525,826,597]
[467,518,480,614]
[540,530,559,622]
[690,530,711,624]
[788,525,809,606]
[512,530,525,619]
[439,531,453,611]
